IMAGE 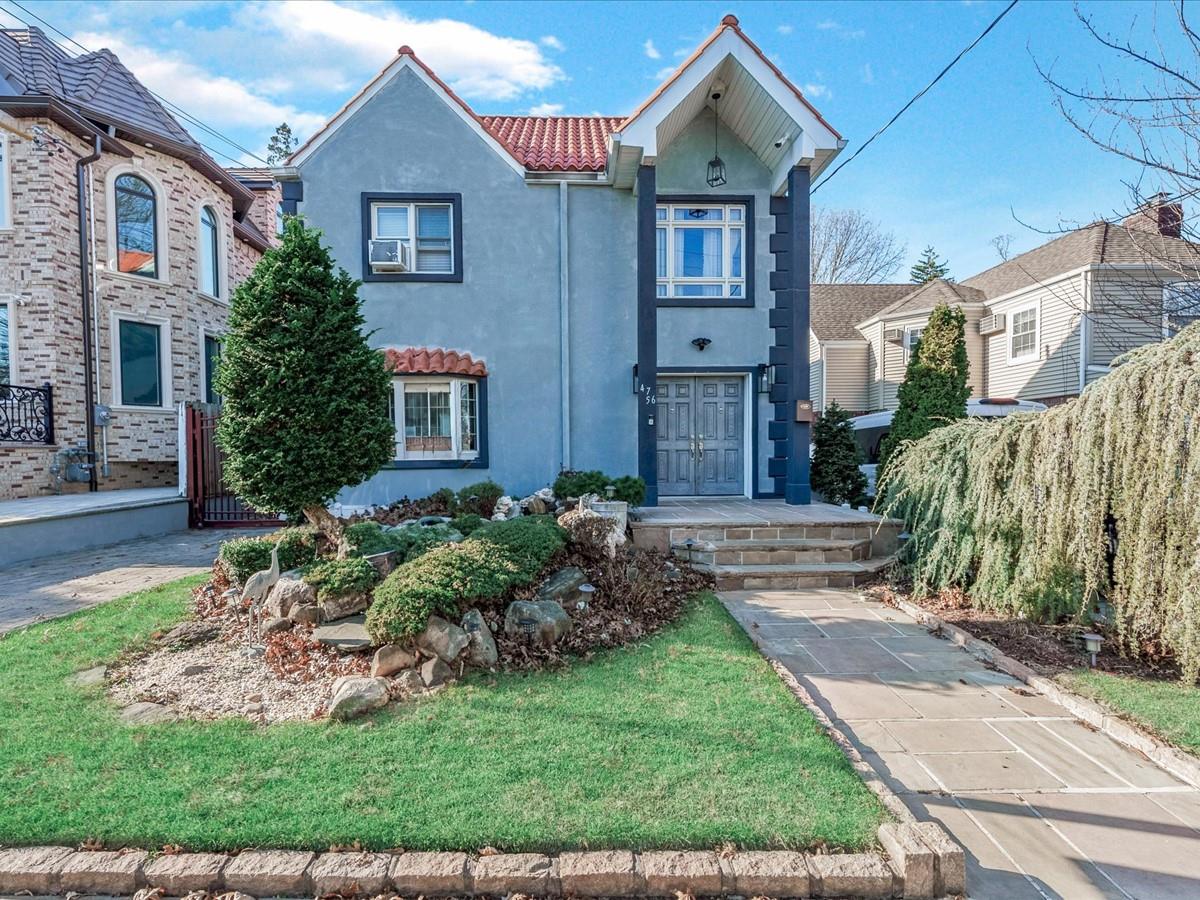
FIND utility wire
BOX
[0,0,271,167]
[811,0,1020,194]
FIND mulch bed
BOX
[867,580,1181,682]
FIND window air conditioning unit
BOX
[369,239,410,271]
[883,327,905,344]
[979,313,1006,336]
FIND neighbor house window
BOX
[0,134,11,229]
[904,326,924,361]
[367,198,458,276]
[1163,282,1200,337]
[116,318,164,407]
[114,174,158,278]
[655,203,745,299]
[203,334,222,405]
[1009,306,1038,361]
[275,202,285,237]
[393,376,479,460]
[199,206,220,298]
[0,301,11,384]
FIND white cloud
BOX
[528,102,564,115]
[803,83,830,99]
[540,35,564,51]
[861,63,875,85]
[75,30,327,137]
[815,19,864,39]
[777,24,794,35]
[816,20,839,30]
[643,39,661,59]
[247,0,563,101]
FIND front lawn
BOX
[0,577,885,852]
[1058,669,1200,756]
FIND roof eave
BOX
[0,95,132,156]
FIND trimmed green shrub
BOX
[449,513,485,536]
[219,527,318,582]
[610,475,646,506]
[302,557,379,601]
[366,516,566,643]
[811,400,867,505]
[388,523,460,562]
[455,480,505,517]
[554,470,646,506]
[344,521,394,557]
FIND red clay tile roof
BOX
[480,115,622,172]
[384,347,487,377]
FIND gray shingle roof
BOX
[871,278,986,319]
[810,284,913,341]
[963,222,1200,298]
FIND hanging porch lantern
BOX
[706,89,727,188]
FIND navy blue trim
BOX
[784,167,812,504]
[655,366,765,500]
[280,180,302,216]
[654,193,756,308]
[384,376,489,470]
[636,166,659,506]
[360,192,464,283]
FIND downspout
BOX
[77,135,102,491]
[558,180,571,471]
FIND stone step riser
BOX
[678,547,866,566]
[668,525,879,543]
[714,571,877,591]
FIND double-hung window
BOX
[1009,306,1038,361]
[393,376,479,461]
[1163,282,1200,337]
[904,326,924,361]
[365,194,461,281]
[656,202,747,300]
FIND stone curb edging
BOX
[887,593,1200,790]
[0,840,964,899]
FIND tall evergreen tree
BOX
[910,245,952,283]
[265,122,298,165]
[877,303,970,481]
[216,218,394,554]
[811,400,867,505]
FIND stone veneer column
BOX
[767,165,812,504]
[635,165,658,506]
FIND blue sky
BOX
[0,0,1180,278]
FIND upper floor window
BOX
[199,206,220,298]
[1009,306,1038,361]
[656,203,746,301]
[114,174,158,278]
[1164,282,1200,337]
[362,193,463,283]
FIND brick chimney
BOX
[1122,192,1183,238]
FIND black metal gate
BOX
[185,404,282,528]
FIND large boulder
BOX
[504,599,573,648]
[557,506,624,559]
[371,644,418,678]
[327,676,390,721]
[461,608,498,668]
[490,495,521,521]
[520,487,556,516]
[312,615,371,652]
[536,566,588,603]
[417,616,470,662]
[420,657,454,688]
[266,570,315,619]
[319,591,370,623]
[159,621,218,648]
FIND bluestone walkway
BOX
[0,528,265,635]
[721,588,1200,900]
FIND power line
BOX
[0,0,271,167]
[812,0,1020,194]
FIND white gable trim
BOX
[290,56,525,178]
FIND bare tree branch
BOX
[810,208,907,283]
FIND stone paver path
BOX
[0,528,266,635]
[722,588,1200,900]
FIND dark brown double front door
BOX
[655,375,745,496]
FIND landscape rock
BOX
[472,853,557,895]
[558,851,642,897]
[371,644,418,677]
[265,571,314,619]
[491,495,520,520]
[181,664,211,677]
[223,849,314,896]
[418,515,451,526]
[289,603,321,625]
[523,496,549,515]
[70,664,107,687]
[417,615,470,662]
[389,851,469,895]
[312,615,371,652]
[721,851,810,898]
[319,591,370,623]
[807,852,895,898]
[119,702,178,725]
[363,549,400,578]
[160,620,218,648]
[639,851,723,896]
[327,676,390,721]
[461,608,498,668]
[420,656,454,687]
[393,669,425,694]
[0,846,74,894]
[60,849,148,895]
[504,599,574,647]
[262,616,293,635]
[536,566,588,603]
[143,852,228,894]
[309,852,391,896]
[557,506,624,558]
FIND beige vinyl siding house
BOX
[821,342,871,412]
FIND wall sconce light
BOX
[757,363,775,394]
[691,337,712,351]
[631,363,639,394]
[1082,632,1104,667]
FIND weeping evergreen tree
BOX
[877,303,970,480]
[811,400,866,505]
[216,217,394,554]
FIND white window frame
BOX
[1007,303,1039,364]
[0,298,14,384]
[104,165,170,285]
[1163,281,1200,338]
[392,375,480,461]
[655,203,746,299]
[0,134,11,230]
[196,202,227,302]
[904,326,924,362]
[110,311,173,411]
[369,202,455,275]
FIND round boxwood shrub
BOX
[219,527,318,582]
[455,480,505,517]
[301,556,379,601]
[553,470,645,506]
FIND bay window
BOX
[393,376,479,461]
[655,201,750,303]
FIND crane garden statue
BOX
[240,539,282,646]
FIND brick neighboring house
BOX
[0,28,280,500]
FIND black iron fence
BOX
[0,382,53,444]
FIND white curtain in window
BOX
[674,227,723,277]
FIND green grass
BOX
[0,577,886,852]
[1059,669,1200,755]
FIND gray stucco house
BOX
[275,15,843,508]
